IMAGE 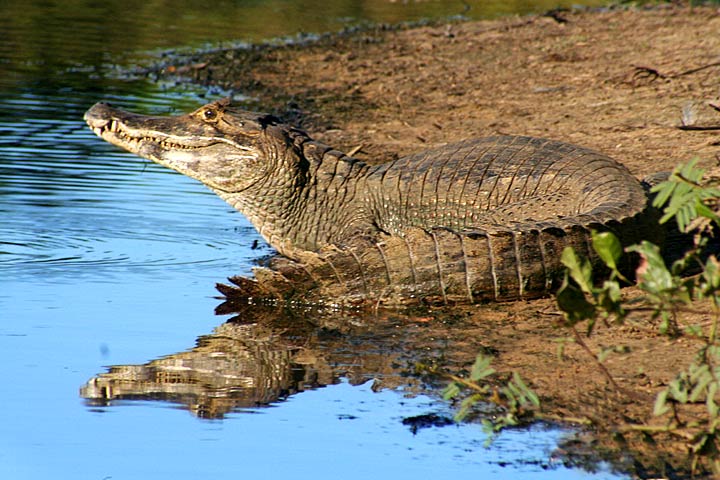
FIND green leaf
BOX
[597,279,624,320]
[690,432,712,455]
[650,181,675,209]
[708,383,719,417]
[689,362,709,383]
[695,200,720,225]
[505,382,521,402]
[700,256,720,302]
[653,388,670,416]
[603,279,622,301]
[684,324,703,337]
[442,382,461,400]
[668,378,689,404]
[498,413,518,428]
[598,346,614,363]
[652,159,720,232]
[456,393,482,422]
[658,310,672,335]
[592,231,623,272]
[678,158,703,183]
[560,247,594,294]
[512,372,540,407]
[628,241,675,294]
[689,368,712,403]
[481,419,498,443]
[556,275,596,324]
[470,354,496,382]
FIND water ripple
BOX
[0,89,267,283]
[0,221,265,282]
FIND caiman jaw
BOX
[84,101,266,194]
[85,114,212,154]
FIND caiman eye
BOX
[203,108,218,122]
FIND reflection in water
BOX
[82,305,442,419]
[77,303,619,475]
[83,320,317,419]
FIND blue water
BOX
[0,1,622,479]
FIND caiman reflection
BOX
[80,306,440,419]
[78,300,653,476]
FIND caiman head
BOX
[84,98,299,194]
[84,98,360,258]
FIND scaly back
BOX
[363,136,647,235]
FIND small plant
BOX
[426,352,594,443]
[555,159,720,474]
[652,159,720,232]
[436,352,540,437]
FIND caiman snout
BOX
[84,102,116,133]
[83,101,154,154]
[84,102,161,143]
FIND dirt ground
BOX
[152,4,720,477]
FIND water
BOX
[1,1,621,479]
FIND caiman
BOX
[84,98,663,306]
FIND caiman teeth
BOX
[94,122,200,150]
[89,118,204,150]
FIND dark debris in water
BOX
[401,412,454,435]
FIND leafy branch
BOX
[419,353,541,438]
[555,158,720,474]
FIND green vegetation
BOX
[439,353,540,434]
[556,159,720,474]
[435,159,720,474]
